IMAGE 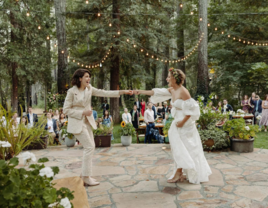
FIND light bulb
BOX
[215,28,217,31]
[127,39,129,42]
[47,36,50,40]
[228,35,230,38]
[82,64,84,67]
[86,0,88,4]
[117,31,120,35]
[180,3,183,8]
[73,60,75,62]
[146,53,149,56]
[109,23,112,27]
[208,23,210,27]
[190,11,193,15]
[61,50,64,53]
[200,17,202,21]
[141,49,144,52]
[26,12,30,16]
[78,63,80,65]
[151,55,154,58]
[54,44,57,47]
[221,31,224,34]
[233,37,235,40]
[100,63,102,67]
[133,44,136,48]
[38,25,41,30]
[98,13,101,17]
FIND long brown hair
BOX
[71,68,91,88]
[104,110,110,119]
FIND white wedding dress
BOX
[151,88,212,184]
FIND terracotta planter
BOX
[94,135,111,147]
[25,135,48,150]
[121,136,132,146]
[230,137,254,153]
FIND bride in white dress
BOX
[134,68,211,184]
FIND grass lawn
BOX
[254,132,268,149]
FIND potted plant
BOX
[118,121,136,146]
[93,125,113,147]
[61,121,76,147]
[223,118,259,153]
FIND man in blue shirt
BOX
[252,95,262,128]
[92,106,98,121]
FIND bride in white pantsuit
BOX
[63,69,132,186]
[134,68,211,184]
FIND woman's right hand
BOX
[83,110,92,116]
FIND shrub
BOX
[117,121,136,136]
[0,155,74,208]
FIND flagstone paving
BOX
[24,144,268,208]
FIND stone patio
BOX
[24,144,268,208]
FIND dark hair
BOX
[134,104,137,108]
[21,116,28,125]
[71,68,91,88]
[60,113,65,119]
[28,106,32,109]
[265,94,268,100]
[104,110,110,119]
[217,101,222,107]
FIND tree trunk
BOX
[177,3,186,87]
[54,0,67,94]
[10,11,19,112]
[110,0,120,124]
[196,0,209,99]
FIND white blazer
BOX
[122,113,132,123]
[63,85,120,134]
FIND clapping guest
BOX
[27,106,38,128]
[21,116,29,128]
[260,95,268,132]
[103,110,114,140]
[241,95,250,113]
[122,108,132,124]
[130,105,139,129]
[221,99,233,113]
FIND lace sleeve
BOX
[181,98,200,121]
[150,88,172,104]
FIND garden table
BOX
[232,114,254,125]
[136,123,164,143]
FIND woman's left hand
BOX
[176,121,184,128]
[125,90,133,95]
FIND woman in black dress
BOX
[130,105,139,128]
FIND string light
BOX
[54,43,57,47]
[180,3,183,8]
[61,50,64,54]
[97,13,101,17]
[26,12,30,16]
[141,49,144,52]
[86,0,88,4]
[215,28,217,31]
[38,25,41,30]
[221,31,224,34]
[200,17,202,21]
[190,11,194,15]
[109,23,112,27]
[47,36,50,40]
[208,23,210,27]
[117,31,120,35]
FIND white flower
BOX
[257,115,262,120]
[48,202,59,207]
[60,197,71,208]
[19,151,36,165]
[211,96,214,99]
[245,126,250,131]
[224,105,227,109]
[0,141,12,148]
[229,111,233,114]
[200,96,204,101]
[211,110,215,113]
[39,167,54,178]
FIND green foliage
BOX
[199,124,229,151]
[197,95,228,130]
[163,118,174,137]
[0,157,74,208]
[60,121,74,139]
[117,122,136,136]
[0,105,47,160]
[223,118,259,140]
[93,124,114,136]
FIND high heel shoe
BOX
[80,174,100,186]
[167,172,185,183]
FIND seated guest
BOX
[21,116,29,128]
[45,112,58,145]
[206,101,215,110]
[157,102,164,117]
[102,110,114,140]
[215,101,222,112]
[144,102,155,144]
[12,112,20,124]
[92,106,98,121]
[252,95,262,126]
[53,109,60,121]
[221,99,233,113]
[59,113,66,128]
[130,105,139,129]
[27,106,38,128]
[122,108,132,124]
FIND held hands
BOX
[176,121,184,128]
[133,90,140,95]
[83,110,93,117]
[125,90,134,96]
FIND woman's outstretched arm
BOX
[134,90,154,96]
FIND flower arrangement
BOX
[118,121,136,136]
[256,115,262,120]
[223,118,259,140]
[237,109,245,114]
[61,121,74,139]
[0,152,74,208]
[169,68,181,85]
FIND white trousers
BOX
[74,118,95,176]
